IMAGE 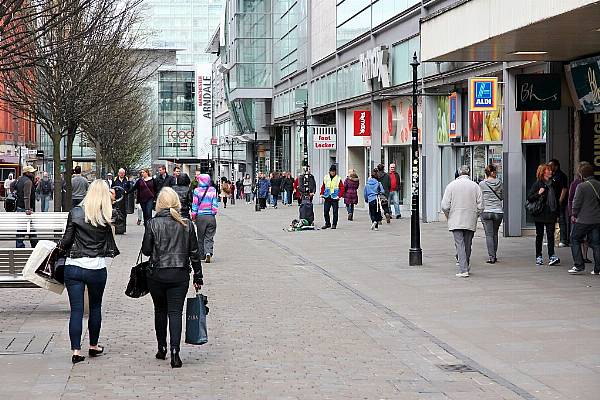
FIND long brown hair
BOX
[535,164,551,181]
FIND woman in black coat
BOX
[527,163,561,267]
[270,172,283,208]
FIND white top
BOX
[66,257,108,270]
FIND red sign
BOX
[353,110,371,136]
[211,138,218,145]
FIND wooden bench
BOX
[0,212,69,286]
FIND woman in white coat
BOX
[441,165,483,278]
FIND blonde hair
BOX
[81,180,113,227]
[155,187,186,226]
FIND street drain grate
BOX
[437,364,477,373]
[0,333,55,355]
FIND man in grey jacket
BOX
[441,165,483,278]
[71,166,89,209]
[568,163,600,274]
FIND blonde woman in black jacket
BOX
[142,187,203,368]
[59,180,121,364]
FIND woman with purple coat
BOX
[343,169,360,221]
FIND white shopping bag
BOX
[22,240,64,295]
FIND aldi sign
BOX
[469,77,498,111]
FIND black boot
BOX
[156,346,167,360]
[170,349,182,368]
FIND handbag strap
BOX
[137,248,143,264]
[485,181,502,202]
[588,180,600,201]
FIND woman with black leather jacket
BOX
[142,187,203,368]
[59,180,122,364]
[527,163,561,267]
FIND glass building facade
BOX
[158,71,196,159]
[140,0,224,65]
[273,0,307,83]
[227,0,273,90]
[336,0,420,48]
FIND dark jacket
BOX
[113,176,131,193]
[141,209,202,280]
[173,173,191,187]
[298,173,316,197]
[59,206,121,258]
[155,173,174,195]
[343,176,360,205]
[571,178,600,225]
[270,177,283,196]
[281,177,294,192]
[377,171,390,196]
[527,179,560,224]
[15,174,35,210]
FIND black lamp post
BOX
[229,138,236,205]
[254,130,261,212]
[409,52,423,266]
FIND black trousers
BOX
[323,198,339,227]
[259,197,267,209]
[148,278,188,352]
[535,222,556,258]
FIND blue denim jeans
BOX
[64,265,107,350]
[571,223,600,272]
[141,200,154,224]
[40,194,51,212]
[388,191,401,217]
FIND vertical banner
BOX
[449,93,458,139]
[196,64,213,160]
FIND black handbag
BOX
[125,250,149,298]
[35,247,66,284]
[5,192,16,212]
[525,195,545,216]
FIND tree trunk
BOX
[52,129,62,212]
[64,124,77,210]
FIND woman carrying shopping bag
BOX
[58,180,122,364]
[142,187,203,368]
[364,169,384,231]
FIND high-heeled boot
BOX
[170,349,182,368]
[155,346,167,360]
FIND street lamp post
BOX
[254,130,261,212]
[230,138,235,205]
[409,52,423,266]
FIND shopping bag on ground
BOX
[185,292,209,345]
[22,240,64,295]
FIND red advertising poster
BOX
[353,110,371,136]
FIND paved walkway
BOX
[0,204,598,399]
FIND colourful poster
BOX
[437,96,450,143]
[468,89,502,142]
[383,97,422,145]
[521,110,548,141]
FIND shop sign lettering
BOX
[360,46,390,89]
[313,131,336,150]
[469,77,498,111]
[353,110,371,136]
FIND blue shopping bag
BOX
[185,293,208,345]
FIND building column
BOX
[336,108,346,174]
[370,100,382,168]
[422,96,440,222]
[503,65,523,237]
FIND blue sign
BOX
[469,77,498,111]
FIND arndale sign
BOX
[469,77,498,111]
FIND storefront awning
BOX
[421,0,600,62]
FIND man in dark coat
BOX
[155,165,174,195]
[15,165,38,247]
[376,163,392,223]
[112,168,131,234]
